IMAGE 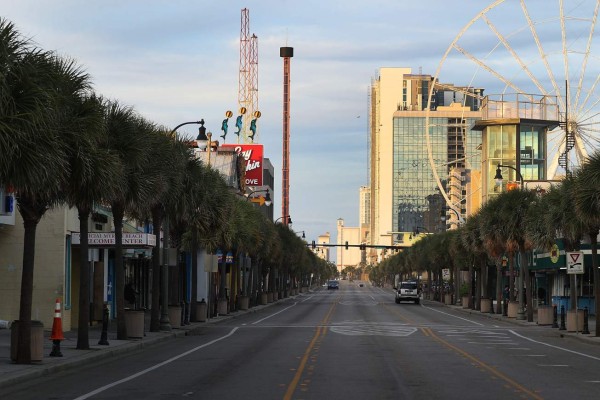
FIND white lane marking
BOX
[73,327,239,400]
[514,354,546,357]
[301,295,314,302]
[252,302,298,325]
[508,348,531,350]
[509,330,600,361]
[537,364,569,367]
[468,342,517,345]
[421,305,484,326]
[369,295,376,301]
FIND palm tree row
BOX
[370,151,600,336]
[0,18,335,364]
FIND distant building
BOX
[315,232,331,262]
[368,67,484,259]
[336,218,361,274]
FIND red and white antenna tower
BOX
[238,8,259,143]
[280,46,293,226]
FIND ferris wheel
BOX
[425,0,600,211]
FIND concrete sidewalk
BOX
[0,300,278,390]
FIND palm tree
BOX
[103,104,152,340]
[573,151,600,336]
[63,94,122,350]
[1,32,93,361]
[143,132,191,331]
[525,176,586,315]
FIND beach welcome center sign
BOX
[71,232,156,247]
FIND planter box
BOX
[480,298,492,313]
[462,296,470,308]
[507,301,519,318]
[260,293,268,305]
[238,296,249,310]
[567,309,584,332]
[537,306,554,325]
[10,320,44,362]
[273,292,279,301]
[267,292,274,303]
[169,306,182,328]
[444,294,453,305]
[124,310,145,338]
[217,299,228,316]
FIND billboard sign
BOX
[220,144,263,186]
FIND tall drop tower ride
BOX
[280,46,293,226]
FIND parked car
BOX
[395,281,420,304]
[327,280,339,290]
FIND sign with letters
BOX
[566,252,584,274]
[220,144,264,186]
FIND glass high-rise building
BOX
[369,68,483,258]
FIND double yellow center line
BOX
[283,295,338,400]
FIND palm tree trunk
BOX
[150,207,162,331]
[190,229,198,321]
[495,257,503,314]
[16,215,39,364]
[590,230,600,337]
[509,252,515,301]
[112,205,127,340]
[521,250,534,322]
[468,262,474,309]
[76,207,90,350]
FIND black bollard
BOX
[49,339,63,357]
[98,304,109,345]
[503,299,508,317]
[559,305,566,330]
[552,305,559,328]
[183,301,190,325]
[582,307,590,334]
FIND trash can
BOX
[168,306,182,328]
[10,320,44,362]
[124,310,145,339]
[195,299,207,322]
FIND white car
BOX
[395,281,420,304]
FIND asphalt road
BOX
[6,280,600,399]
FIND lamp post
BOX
[160,119,206,331]
[494,163,526,320]
[494,164,524,189]
[196,121,214,166]
[295,230,306,239]
[275,215,292,224]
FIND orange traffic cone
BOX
[49,298,64,357]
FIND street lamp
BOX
[494,164,526,320]
[245,188,272,206]
[275,215,292,224]
[494,164,524,188]
[295,230,306,239]
[160,118,206,331]
[195,121,215,166]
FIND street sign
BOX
[566,252,584,274]
[442,268,450,281]
[250,196,266,206]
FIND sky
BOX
[4,1,595,253]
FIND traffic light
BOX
[311,240,316,250]
[345,241,348,250]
